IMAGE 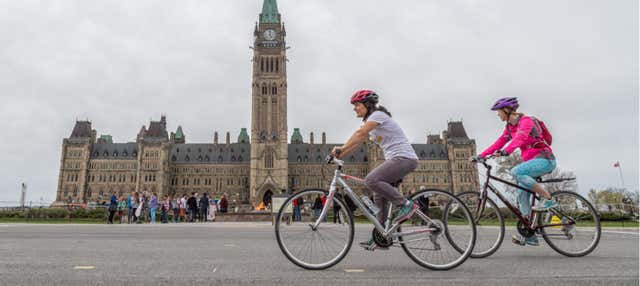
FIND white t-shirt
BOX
[366,111,418,160]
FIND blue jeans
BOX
[511,158,557,216]
[150,208,156,223]
[293,206,301,221]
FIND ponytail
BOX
[363,102,392,121]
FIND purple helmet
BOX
[491,97,519,111]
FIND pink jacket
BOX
[480,115,554,162]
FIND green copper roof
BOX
[291,128,303,144]
[175,126,184,139]
[237,128,250,143]
[260,0,280,24]
[99,135,113,144]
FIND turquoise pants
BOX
[511,158,556,216]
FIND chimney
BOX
[214,132,219,144]
[322,132,326,145]
[310,132,314,144]
[226,131,230,145]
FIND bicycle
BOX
[458,155,601,258]
[274,154,476,270]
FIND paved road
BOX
[0,223,637,286]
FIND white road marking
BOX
[213,268,217,273]
[73,266,95,270]
[344,269,365,273]
[224,244,236,247]
[602,230,639,235]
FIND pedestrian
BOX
[180,194,187,222]
[172,195,180,223]
[208,197,217,222]
[199,193,209,222]
[187,192,198,222]
[127,191,134,224]
[117,196,127,224]
[219,194,228,213]
[141,193,149,223]
[292,196,300,222]
[195,192,201,221]
[107,192,117,224]
[333,200,342,224]
[313,195,323,219]
[131,192,140,223]
[161,195,170,223]
[135,193,143,224]
[149,193,158,224]
[296,196,304,221]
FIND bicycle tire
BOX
[400,189,476,270]
[275,189,354,270]
[455,191,505,258]
[539,191,601,257]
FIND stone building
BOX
[54,0,479,207]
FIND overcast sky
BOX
[0,0,637,205]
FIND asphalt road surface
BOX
[0,223,637,286]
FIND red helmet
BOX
[350,89,379,105]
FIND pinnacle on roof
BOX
[290,128,303,144]
[237,128,250,143]
[175,126,184,139]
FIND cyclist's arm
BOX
[479,127,510,157]
[335,121,378,158]
[503,117,534,155]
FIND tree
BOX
[494,152,523,198]
[543,168,578,193]
[493,152,577,197]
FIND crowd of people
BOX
[106,191,229,224]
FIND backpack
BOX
[506,116,552,147]
[530,116,552,146]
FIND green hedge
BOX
[0,208,111,220]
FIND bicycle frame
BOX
[311,159,437,240]
[477,160,576,230]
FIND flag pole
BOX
[616,163,626,190]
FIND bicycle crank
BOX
[516,220,536,238]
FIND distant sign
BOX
[272,196,292,214]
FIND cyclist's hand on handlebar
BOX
[492,150,508,157]
[331,147,343,158]
[469,155,483,162]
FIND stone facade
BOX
[54,0,480,207]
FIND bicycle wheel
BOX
[399,189,476,270]
[275,189,354,270]
[539,191,601,257]
[456,191,504,258]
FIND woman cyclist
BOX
[331,89,419,250]
[476,97,557,246]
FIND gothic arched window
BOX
[264,150,274,169]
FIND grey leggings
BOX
[364,157,419,223]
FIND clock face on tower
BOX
[263,29,276,41]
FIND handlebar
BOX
[325,148,345,166]
[324,154,344,167]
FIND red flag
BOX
[613,162,620,168]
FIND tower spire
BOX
[260,0,280,24]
